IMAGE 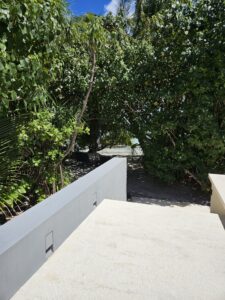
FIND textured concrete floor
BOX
[131,197,210,212]
[13,200,225,300]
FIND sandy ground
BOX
[127,161,209,206]
[68,157,209,206]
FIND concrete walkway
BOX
[131,196,210,212]
[13,200,225,300]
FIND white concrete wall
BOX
[209,174,225,229]
[0,158,127,300]
[209,174,225,216]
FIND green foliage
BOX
[98,0,225,188]
[17,108,80,201]
[0,0,68,112]
[139,0,225,187]
[1,0,225,217]
[0,0,81,212]
[0,117,18,181]
[0,117,22,213]
[101,130,133,148]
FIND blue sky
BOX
[67,0,111,16]
[67,0,136,16]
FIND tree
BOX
[131,0,225,187]
[91,0,225,188]
[0,0,78,216]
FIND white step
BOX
[13,200,225,300]
[132,196,210,213]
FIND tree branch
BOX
[62,49,96,161]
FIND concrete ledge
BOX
[13,200,225,300]
[0,158,127,300]
[209,174,225,216]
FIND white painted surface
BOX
[209,174,225,202]
[0,158,127,300]
[13,200,225,300]
[209,174,225,215]
[132,197,210,213]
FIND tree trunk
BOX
[62,49,96,161]
[89,95,100,152]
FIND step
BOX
[131,196,210,214]
[209,174,225,215]
[13,199,225,300]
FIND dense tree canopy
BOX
[94,0,225,187]
[0,0,224,219]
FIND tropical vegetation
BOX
[0,0,224,220]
